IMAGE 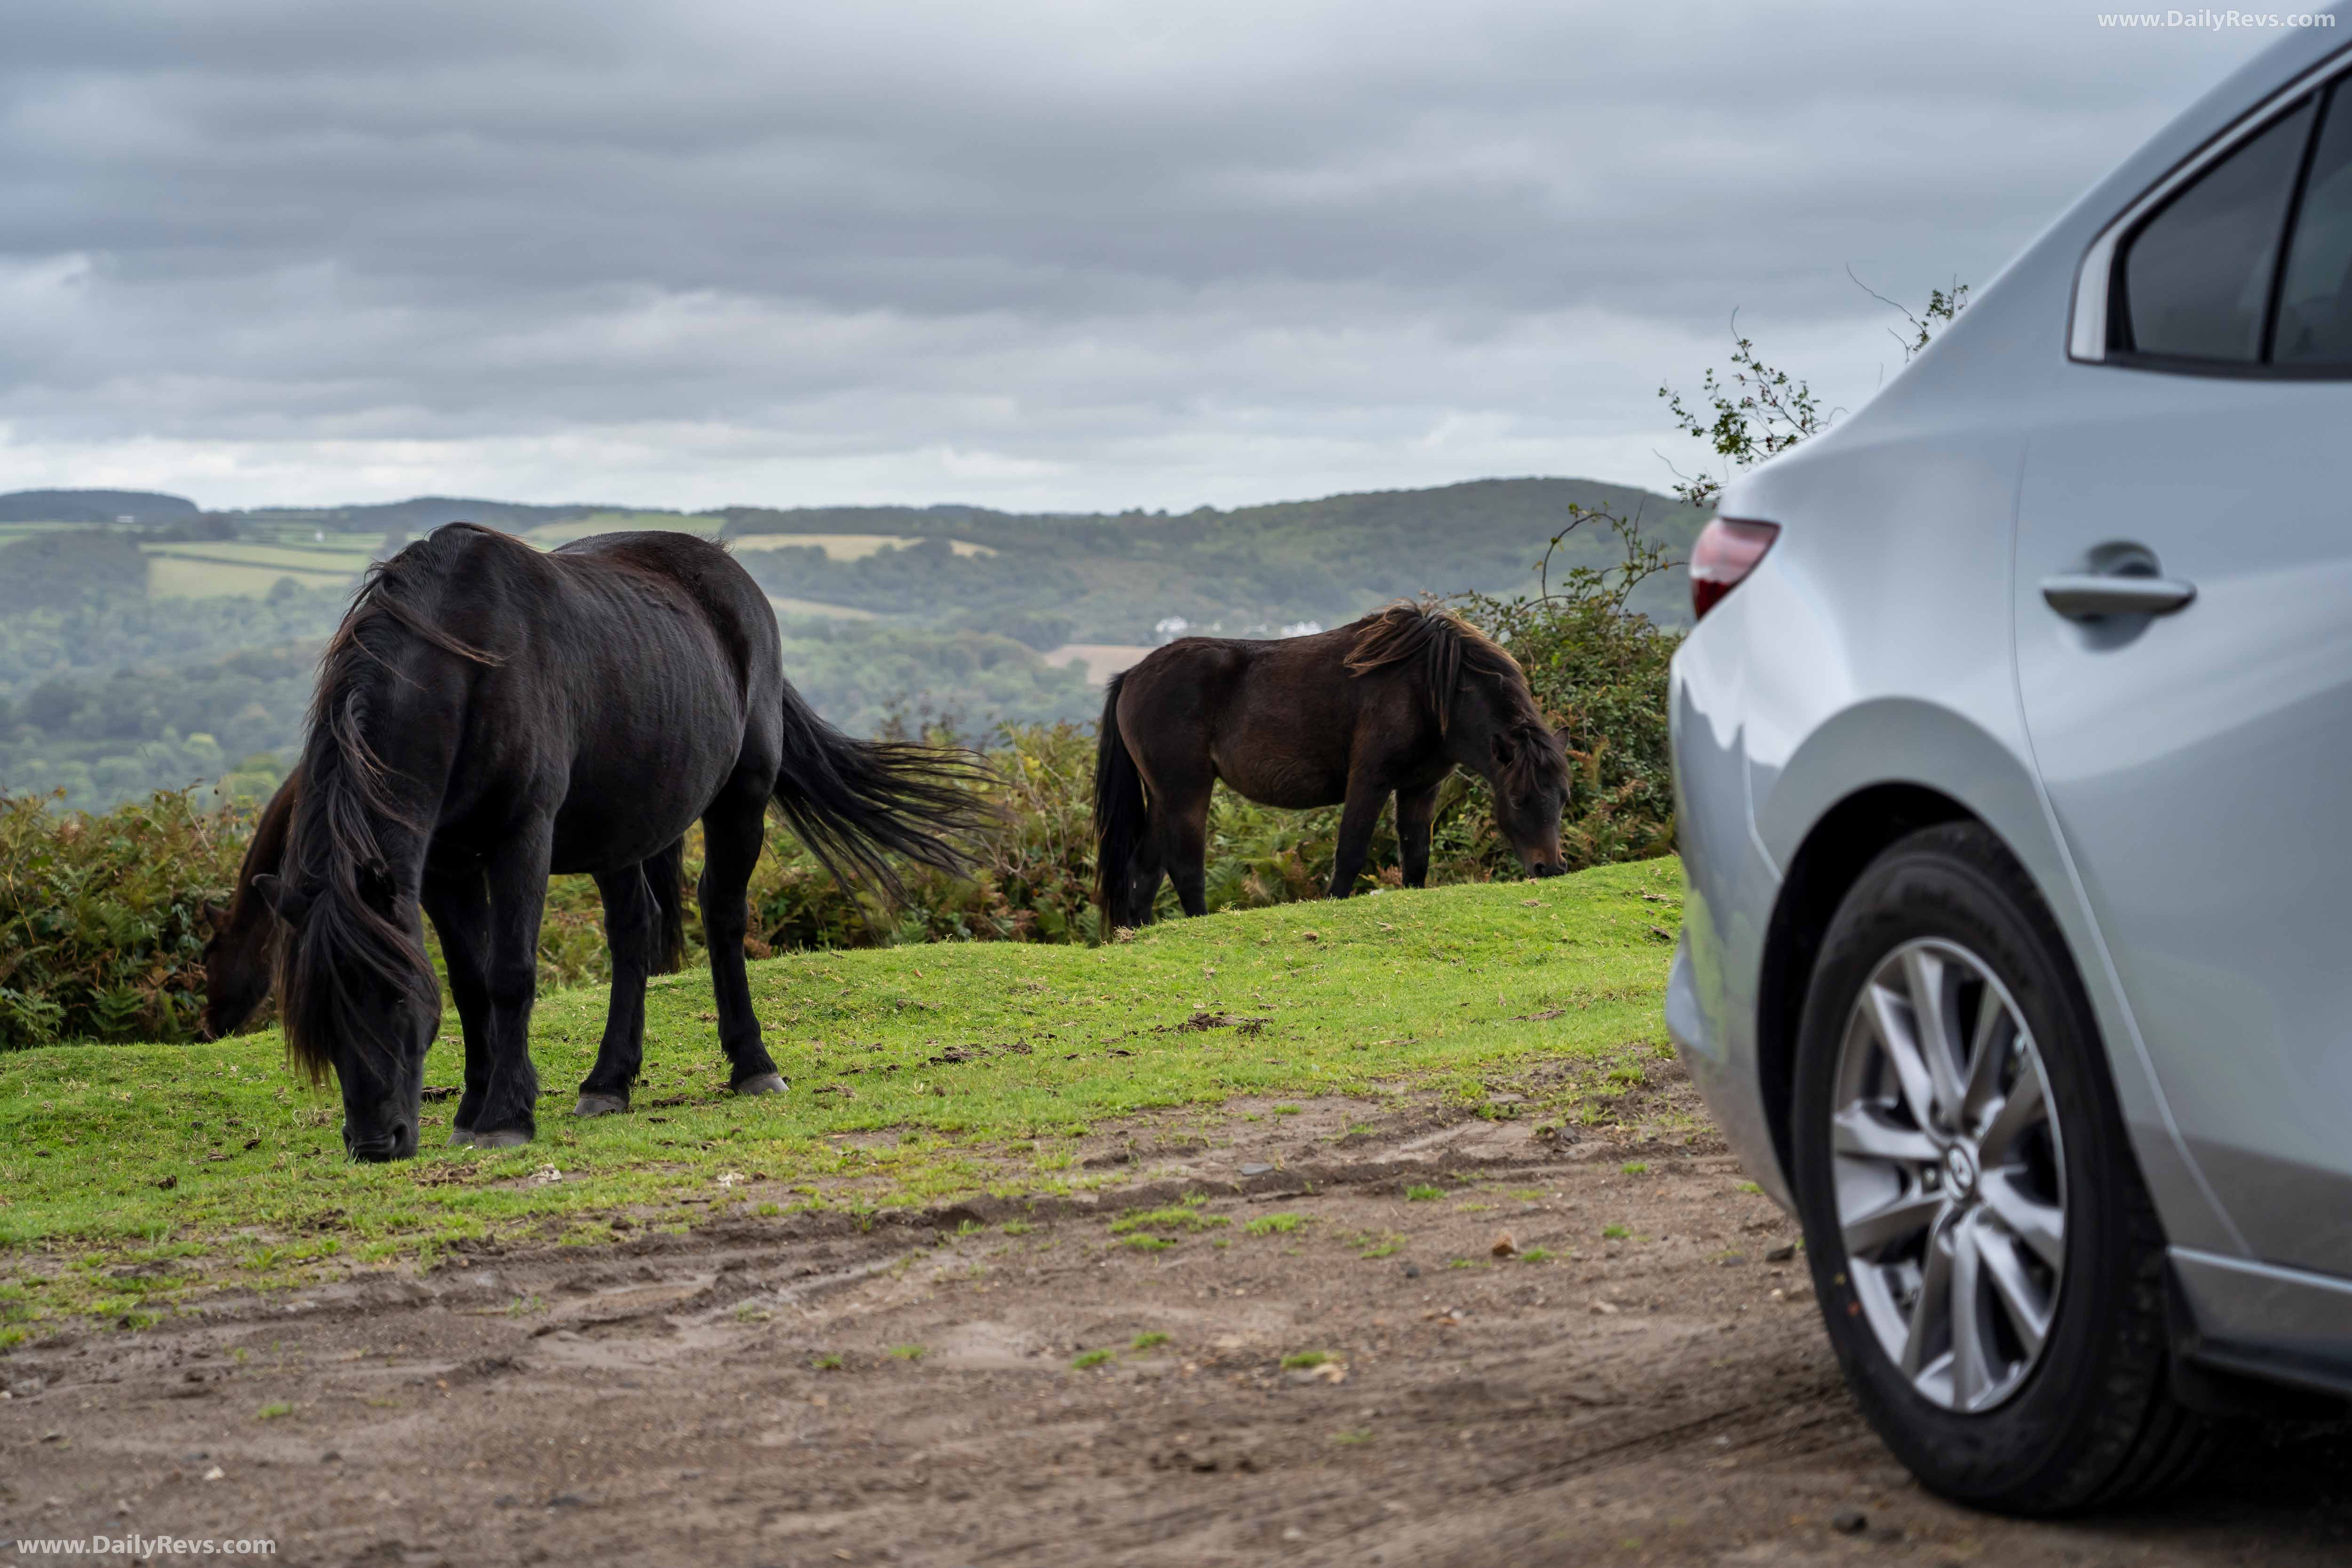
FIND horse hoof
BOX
[733,1072,788,1098]
[474,1129,532,1149]
[448,1126,475,1147]
[573,1094,629,1119]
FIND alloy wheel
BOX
[1830,938,2068,1413]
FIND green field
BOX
[127,517,731,600]
[730,532,998,560]
[143,555,355,598]
[142,541,375,571]
[520,511,727,545]
[0,861,1681,1337]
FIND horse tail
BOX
[769,680,990,900]
[646,838,688,975]
[1092,671,1148,930]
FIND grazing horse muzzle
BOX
[1529,861,1565,878]
[345,1121,417,1163]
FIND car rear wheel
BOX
[1790,823,2211,1514]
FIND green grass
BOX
[0,862,1679,1331]
[1245,1213,1304,1236]
[1281,1350,1333,1370]
[1130,1331,1168,1351]
[1071,1348,1113,1369]
[1404,1185,1443,1202]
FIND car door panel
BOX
[2018,75,2352,1273]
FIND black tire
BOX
[1791,822,2211,1514]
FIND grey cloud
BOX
[0,1,2296,506]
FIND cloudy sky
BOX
[0,2,2306,512]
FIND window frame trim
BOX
[2069,44,2352,374]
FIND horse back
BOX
[1115,630,1376,809]
[549,531,781,695]
[391,525,782,868]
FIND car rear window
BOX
[2121,99,2314,363]
[2273,87,2352,366]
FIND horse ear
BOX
[200,899,230,933]
[254,873,312,930]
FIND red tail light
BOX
[1690,517,1780,621]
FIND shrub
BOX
[0,788,249,1047]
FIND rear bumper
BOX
[1666,653,1794,1210]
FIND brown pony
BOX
[197,771,302,1040]
[1093,602,1568,928]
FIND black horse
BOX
[1093,602,1569,929]
[260,524,982,1161]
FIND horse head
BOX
[262,855,435,1162]
[1482,716,1570,878]
[196,898,274,1042]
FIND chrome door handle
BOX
[2041,573,2197,619]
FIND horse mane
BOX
[1343,602,1566,793]
[274,531,501,1085]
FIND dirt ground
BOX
[4,1071,2348,1567]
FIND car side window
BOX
[2119,98,2314,363]
[2273,86,2352,366]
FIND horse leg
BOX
[1327,776,1390,899]
[468,820,555,1148]
[421,868,493,1146]
[700,785,786,1095]
[1154,784,1213,918]
[1397,782,1440,890]
[575,861,658,1118]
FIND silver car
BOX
[1668,14,2352,1515]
